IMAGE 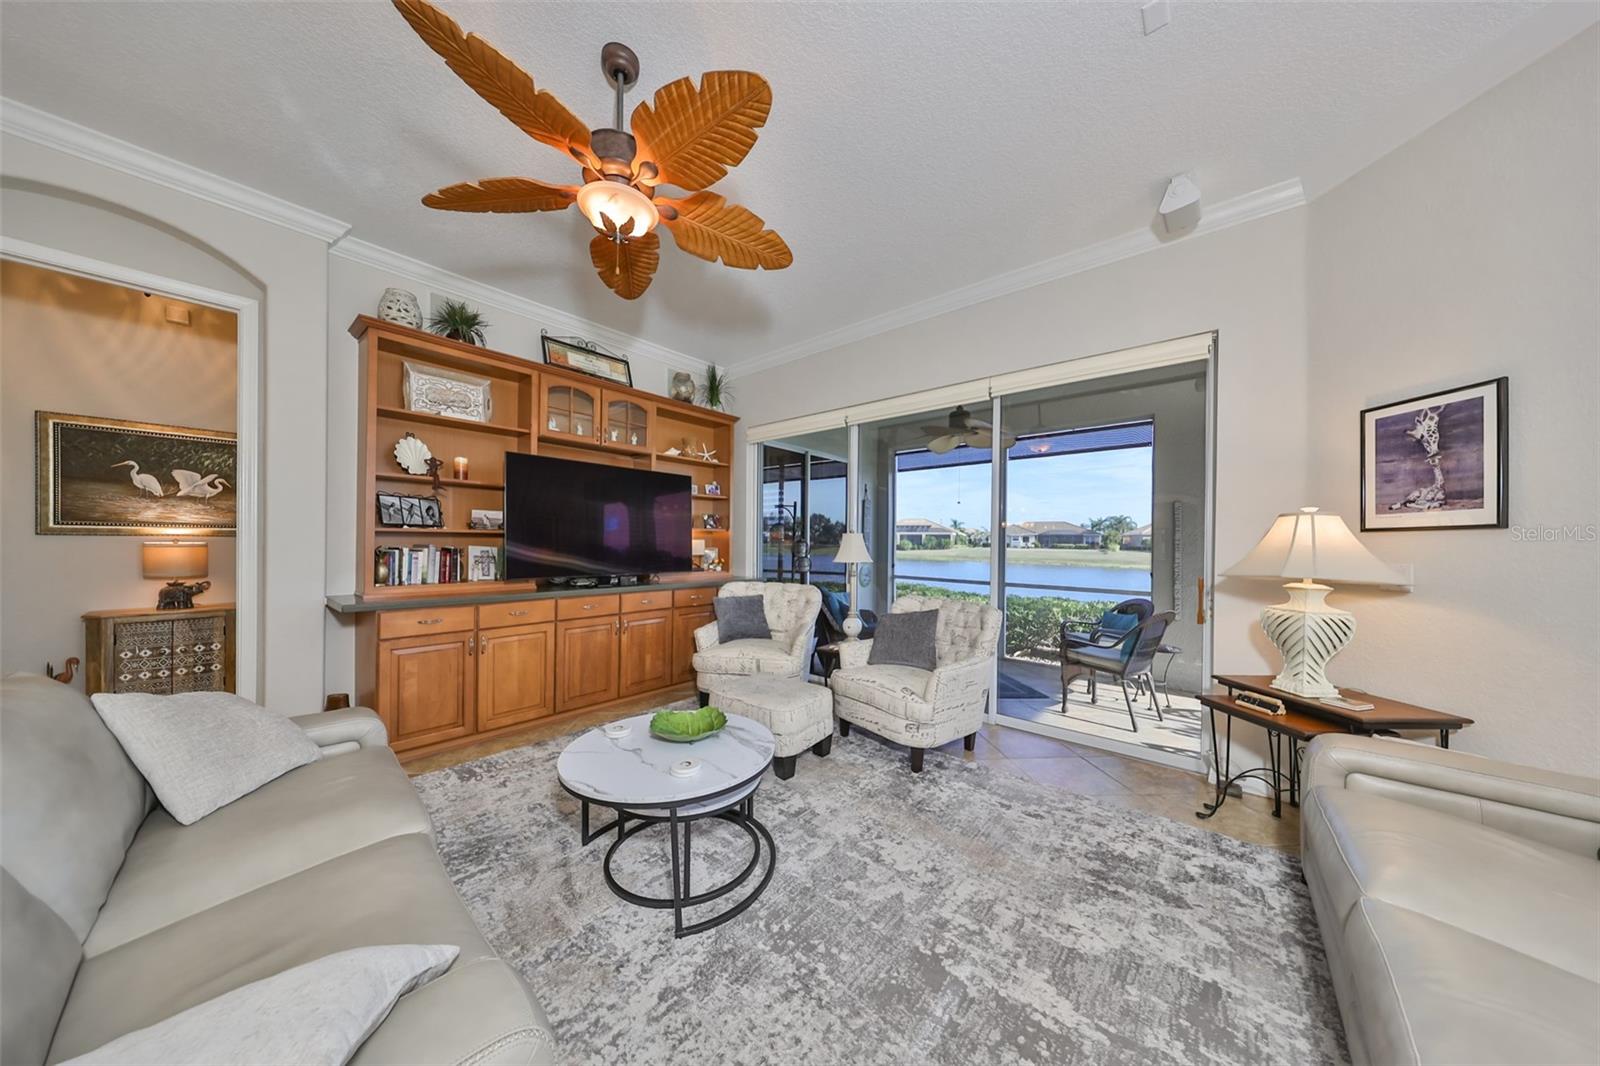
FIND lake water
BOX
[893,557,1150,602]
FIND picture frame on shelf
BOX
[1360,377,1508,531]
[402,360,492,423]
[542,334,632,387]
[376,492,406,527]
[466,545,500,581]
[381,492,445,529]
[468,508,504,530]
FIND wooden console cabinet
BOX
[352,591,721,757]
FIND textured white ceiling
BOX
[0,2,1574,365]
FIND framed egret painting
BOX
[36,411,236,535]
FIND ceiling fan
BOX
[391,0,792,300]
[919,405,1016,454]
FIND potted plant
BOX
[701,364,732,410]
[427,298,489,346]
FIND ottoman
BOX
[705,675,834,780]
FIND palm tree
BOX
[948,518,967,546]
[1086,514,1137,550]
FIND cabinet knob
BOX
[582,603,595,611]
[508,609,528,617]
[417,618,444,626]
[468,636,476,654]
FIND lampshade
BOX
[1225,508,1400,585]
[832,532,872,565]
[142,541,208,580]
[576,179,659,238]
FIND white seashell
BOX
[393,434,433,475]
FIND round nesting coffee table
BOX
[556,713,777,938]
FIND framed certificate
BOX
[542,336,632,387]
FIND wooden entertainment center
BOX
[333,316,738,759]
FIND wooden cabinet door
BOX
[556,617,619,712]
[477,622,556,732]
[619,609,673,696]
[601,391,652,454]
[377,631,475,753]
[539,381,601,445]
[672,606,715,685]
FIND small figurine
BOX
[424,456,445,492]
[157,579,211,610]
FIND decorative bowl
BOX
[649,706,727,743]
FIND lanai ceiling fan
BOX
[920,405,1016,454]
[391,0,792,300]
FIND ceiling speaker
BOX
[1159,173,1202,235]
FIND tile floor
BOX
[405,686,1301,854]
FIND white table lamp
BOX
[832,532,873,639]
[1224,507,1403,698]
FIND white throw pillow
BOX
[91,691,321,825]
[60,943,459,1066]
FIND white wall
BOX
[1306,27,1599,776]
[736,207,1313,689]
[1,133,330,714]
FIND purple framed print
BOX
[1360,377,1507,531]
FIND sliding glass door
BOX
[759,431,848,586]
[747,334,1214,767]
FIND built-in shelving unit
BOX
[350,315,738,600]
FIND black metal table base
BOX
[1196,705,1304,821]
[580,794,776,938]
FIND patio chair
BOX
[1060,597,1153,653]
[1060,611,1175,733]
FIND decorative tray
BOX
[649,706,727,743]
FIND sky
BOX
[895,447,1153,529]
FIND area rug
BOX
[413,729,1348,1066]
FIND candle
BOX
[452,456,469,480]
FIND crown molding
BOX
[736,178,1306,377]
[0,97,351,244]
[329,236,708,374]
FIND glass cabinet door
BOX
[542,383,597,441]
[603,394,651,452]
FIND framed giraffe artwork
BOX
[1359,378,1507,531]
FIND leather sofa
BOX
[1300,734,1600,1065]
[0,673,554,1065]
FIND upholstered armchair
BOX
[692,581,822,698]
[828,595,1002,772]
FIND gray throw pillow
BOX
[90,691,321,826]
[715,594,772,642]
[60,944,459,1065]
[868,609,940,671]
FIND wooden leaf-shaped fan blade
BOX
[392,0,594,163]
[659,192,792,270]
[422,177,577,213]
[630,71,771,191]
[589,231,661,300]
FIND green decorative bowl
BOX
[649,706,727,743]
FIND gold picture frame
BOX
[36,411,237,536]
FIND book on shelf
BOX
[374,544,469,587]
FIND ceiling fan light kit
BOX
[392,0,792,300]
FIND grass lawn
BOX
[899,545,1153,570]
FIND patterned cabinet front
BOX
[84,607,235,697]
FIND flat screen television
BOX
[504,453,692,580]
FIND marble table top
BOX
[557,713,775,808]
